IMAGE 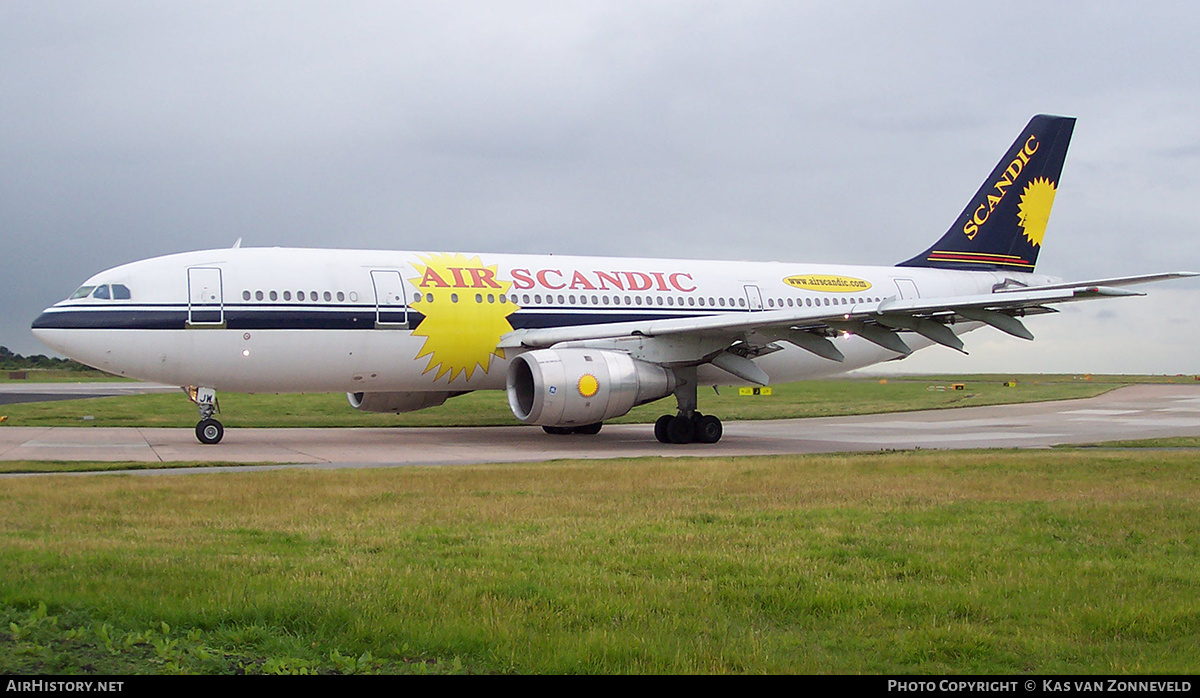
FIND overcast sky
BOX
[3,1,1198,374]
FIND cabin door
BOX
[894,278,920,300]
[187,267,224,326]
[743,285,764,311]
[371,270,410,328]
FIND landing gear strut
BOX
[654,366,723,444]
[186,386,224,444]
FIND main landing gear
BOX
[654,412,723,444]
[653,366,723,445]
[186,386,224,444]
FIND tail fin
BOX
[898,114,1076,272]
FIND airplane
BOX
[31,114,1196,446]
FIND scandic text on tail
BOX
[898,114,1076,273]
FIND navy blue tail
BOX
[898,114,1076,272]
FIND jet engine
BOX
[506,348,676,427]
[347,391,455,413]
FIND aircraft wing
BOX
[498,272,1196,382]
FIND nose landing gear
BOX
[185,386,224,444]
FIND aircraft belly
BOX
[36,329,510,393]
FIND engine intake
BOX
[507,348,676,427]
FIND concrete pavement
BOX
[3,384,1199,476]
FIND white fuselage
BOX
[32,247,1055,392]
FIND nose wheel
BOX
[196,418,224,445]
[185,386,224,444]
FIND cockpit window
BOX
[69,284,132,301]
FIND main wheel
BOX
[196,418,224,445]
[654,415,673,443]
[666,415,695,444]
[542,426,573,435]
[694,414,723,444]
[573,422,603,435]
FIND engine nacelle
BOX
[506,348,676,427]
[347,391,453,414]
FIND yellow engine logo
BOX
[783,275,872,293]
[578,374,600,398]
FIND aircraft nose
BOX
[30,308,72,356]
[31,308,61,331]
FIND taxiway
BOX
[2,384,1198,476]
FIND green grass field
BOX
[2,449,1198,674]
[3,373,1198,673]
[5,373,1193,429]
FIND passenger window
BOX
[270,291,278,301]
[337,291,345,302]
[255,291,264,301]
[284,291,292,301]
[298,291,306,301]
[242,290,252,301]
[324,291,332,302]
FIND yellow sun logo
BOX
[409,253,519,382]
[578,374,600,398]
[1017,177,1057,247]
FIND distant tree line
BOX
[0,346,91,371]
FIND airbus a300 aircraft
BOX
[32,115,1195,445]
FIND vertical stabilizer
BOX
[898,114,1075,272]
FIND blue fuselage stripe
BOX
[32,305,732,331]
